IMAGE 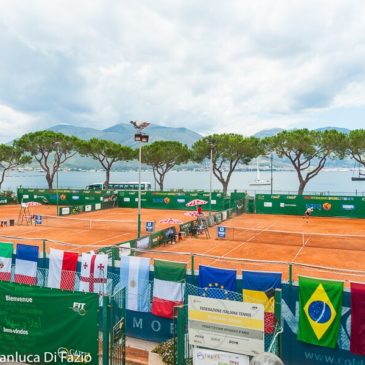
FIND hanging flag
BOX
[47,248,79,290]
[0,242,13,282]
[350,282,365,355]
[198,265,237,299]
[120,256,150,312]
[297,276,343,349]
[151,259,186,319]
[14,244,39,285]
[79,253,108,295]
[242,270,282,334]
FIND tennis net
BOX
[31,215,144,233]
[218,226,365,251]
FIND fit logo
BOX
[71,302,87,316]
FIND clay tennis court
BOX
[1,205,365,284]
[139,213,365,285]
[0,204,195,253]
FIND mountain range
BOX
[38,124,353,170]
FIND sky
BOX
[1,0,365,143]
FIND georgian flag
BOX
[47,248,79,290]
[79,253,108,294]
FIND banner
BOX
[193,347,249,365]
[0,281,98,364]
[188,295,264,356]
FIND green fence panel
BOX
[0,195,16,204]
[17,188,116,206]
[255,194,365,218]
[117,191,226,211]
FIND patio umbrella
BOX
[22,201,42,207]
[185,199,208,207]
[158,218,183,224]
[184,211,200,217]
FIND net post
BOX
[288,263,293,285]
[42,240,47,271]
[112,247,116,269]
[175,306,185,365]
[274,288,282,357]
[191,255,195,284]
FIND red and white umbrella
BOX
[158,218,183,224]
[21,201,42,207]
[185,199,208,207]
[184,211,200,217]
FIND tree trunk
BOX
[158,174,164,191]
[0,169,6,191]
[222,181,229,196]
[298,180,307,195]
[46,173,53,189]
[104,169,110,189]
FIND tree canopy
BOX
[192,134,263,195]
[15,131,78,189]
[347,129,365,167]
[141,141,190,191]
[266,129,346,194]
[0,144,32,190]
[77,138,135,188]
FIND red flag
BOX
[350,282,365,355]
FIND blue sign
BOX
[217,226,226,238]
[35,215,42,225]
[146,221,155,233]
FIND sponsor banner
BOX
[211,200,216,205]
[95,203,101,210]
[85,205,92,212]
[124,198,131,202]
[177,199,186,203]
[280,203,297,207]
[71,196,80,200]
[217,226,226,238]
[0,281,98,364]
[342,204,355,211]
[264,202,272,207]
[61,207,70,215]
[188,295,264,356]
[193,348,249,365]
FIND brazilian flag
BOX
[298,276,343,349]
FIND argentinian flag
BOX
[120,256,151,312]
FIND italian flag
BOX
[0,242,13,282]
[151,259,186,319]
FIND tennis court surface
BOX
[0,205,194,253]
[139,213,365,284]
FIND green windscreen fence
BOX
[0,281,99,364]
[255,194,365,218]
[17,188,116,206]
[117,191,230,211]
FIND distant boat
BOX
[250,158,271,186]
[351,165,365,181]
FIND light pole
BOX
[130,121,150,238]
[270,153,273,195]
[207,138,216,217]
[54,142,61,216]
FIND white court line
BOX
[291,237,310,263]
[208,223,276,265]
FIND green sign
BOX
[0,282,99,364]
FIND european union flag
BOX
[198,265,237,300]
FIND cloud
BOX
[0,0,365,142]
